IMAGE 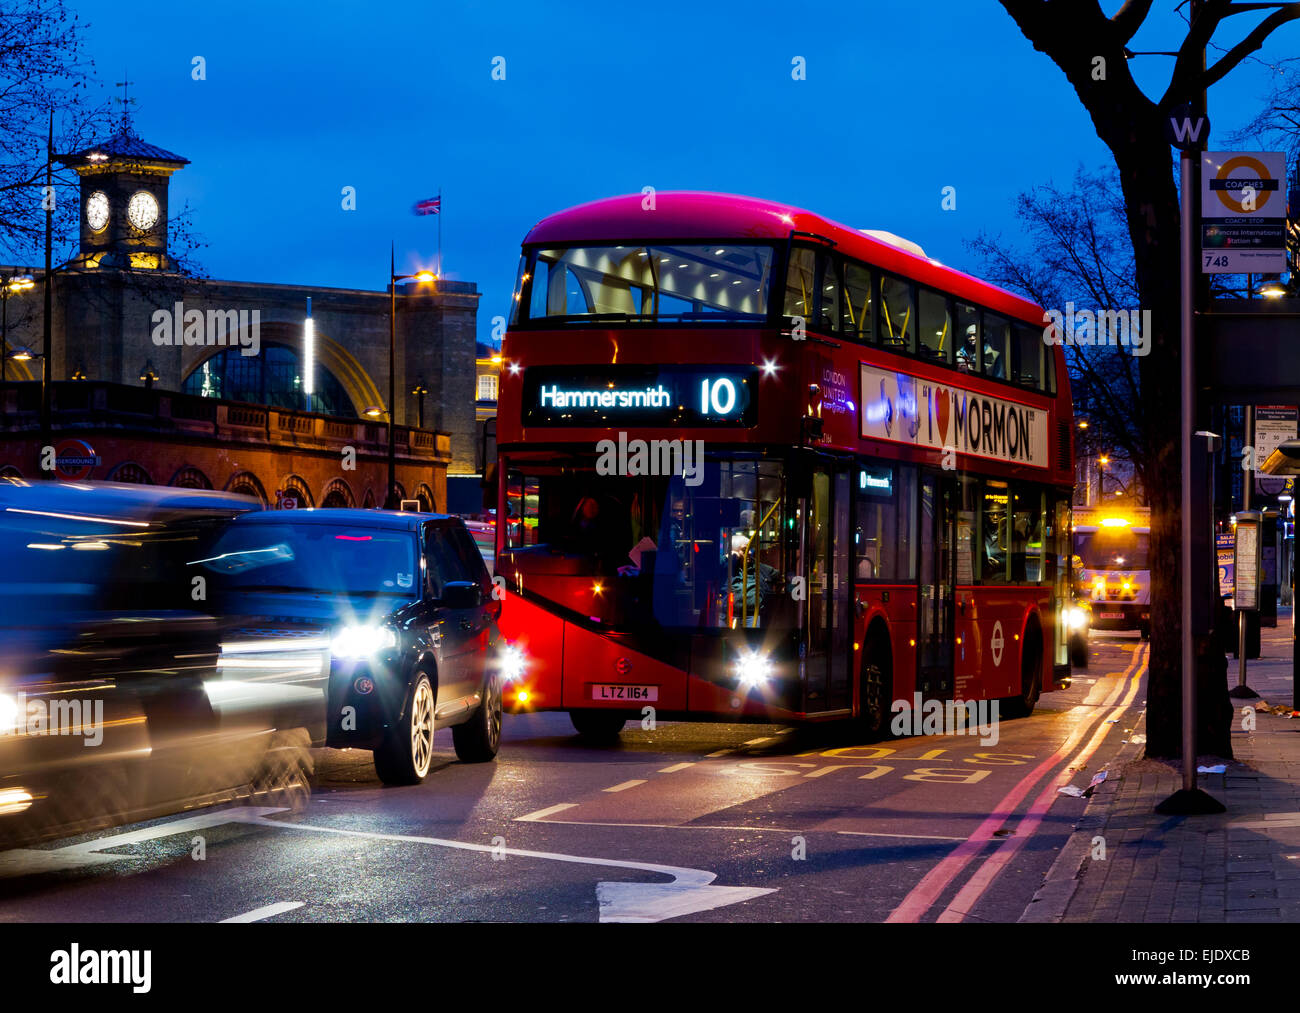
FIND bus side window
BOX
[982,313,1010,380]
[841,261,874,343]
[981,479,1011,582]
[1012,322,1044,391]
[954,302,980,374]
[917,288,951,365]
[817,253,841,334]
[880,275,915,353]
[784,248,816,321]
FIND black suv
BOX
[199,509,506,784]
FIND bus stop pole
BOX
[1158,143,1225,814]
[1230,408,1259,697]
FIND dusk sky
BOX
[68,0,1298,347]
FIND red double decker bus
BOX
[493,192,1074,741]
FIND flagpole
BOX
[437,186,442,277]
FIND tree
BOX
[997,0,1300,759]
[966,167,1147,495]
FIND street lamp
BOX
[387,247,437,509]
[139,361,159,390]
[10,346,47,466]
[1,274,35,383]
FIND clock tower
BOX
[65,118,189,271]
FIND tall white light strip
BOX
[303,296,315,399]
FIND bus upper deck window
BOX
[784,248,816,321]
[917,288,951,365]
[880,275,914,353]
[841,261,874,342]
[1013,322,1044,391]
[982,313,1010,380]
[817,253,841,334]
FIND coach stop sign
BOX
[1201,151,1288,274]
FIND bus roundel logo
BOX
[991,622,1005,668]
[616,658,632,676]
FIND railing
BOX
[0,380,451,462]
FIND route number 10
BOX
[700,377,738,415]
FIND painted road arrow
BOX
[3,807,776,923]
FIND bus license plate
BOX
[1099,612,1123,619]
[590,683,658,702]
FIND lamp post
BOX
[10,347,47,469]
[139,361,159,390]
[387,246,436,508]
[1,274,36,383]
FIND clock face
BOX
[86,191,110,233]
[127,190,159,231]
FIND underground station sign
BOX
[522,365,758,427]
[53,438,100,480]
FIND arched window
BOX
[170,466,213,489]
[183,343,355,417]
[321,478,354,508]
[227,471,268,505]
[110,462,153,485]
[415,484,435,512]
[280,475,314,509]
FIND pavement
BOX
[1024,607,1300,923]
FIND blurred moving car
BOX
[200,510,510,785]
[0,480,317,849]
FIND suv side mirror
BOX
[441,581,482,609]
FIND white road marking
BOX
[35,806,775,923]
[705,749,734,758]
[836,830,966,842]
[517,803,578,822]
[603,780,647,793]
[220,901,304,923]
[657,763,695,774]
[516,816,965,842]
[743,737,776,747]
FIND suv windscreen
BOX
[195,523,419,596]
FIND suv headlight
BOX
[500,645,526,681]
[331,625,398,659]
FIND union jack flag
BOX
[413,196,441,216]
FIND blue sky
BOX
[68,0,1298,346]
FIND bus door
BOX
[918,472,955,699]
[801,458,854,714]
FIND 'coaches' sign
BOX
[860,364,1049,469]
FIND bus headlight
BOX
[331,625,397,659]
[1065,607,1089,631]
[734,650,773,688]
[500,645,526,681]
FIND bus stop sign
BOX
[1164,102,1210,151]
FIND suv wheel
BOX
[374,670,436,785]
[452,673,503,762]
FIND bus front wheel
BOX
[856,629,893,741]
[570,710,627,744]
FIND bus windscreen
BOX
[1074,528,1149,570]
